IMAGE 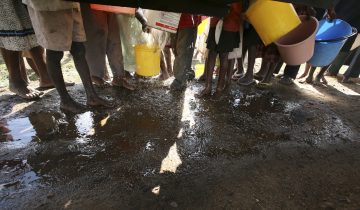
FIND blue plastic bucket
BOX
[308,19,356,67]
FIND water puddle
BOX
[0,117,36,149]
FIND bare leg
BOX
[26,57,38,75]
[198,50,209,81]
[164,46,173,76]
[46,49,86,113]
[1,48,42,100]
[227,58,235,86]
[215,52,230,95]
[238,45,256,85]
[315,65,329,85]
[261,62,278,84]
[28,46,58,88]
[159,50,170,80]
[198,50,217,97]
[70,42,114,108]
[19,57,30,84]
[254,60,269,81]
[297,63,311,79]
[232,56,244,80]
[300,66,317,84]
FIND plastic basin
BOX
[246,0,301,46]
[275,16,319,65]
[308,19,354,67]
[134,44,161,77]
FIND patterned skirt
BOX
[0,0,38,51]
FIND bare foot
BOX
[299,76,313,84]
[341,76,352,83]
[38,81,75,91]
[87,96,114,108]
[112,77,136,91]
[9,82,43,100]
[159,72,170,81]
[297,72,308,79]
[91,76,112,88]
[60,99,86,114]
[197,86,212,98]
[321,76,328,85]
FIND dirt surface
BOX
[0,59,360,209]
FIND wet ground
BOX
[1,68,360,209]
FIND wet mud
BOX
[0,80,360,209]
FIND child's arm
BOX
[135,8,151,33]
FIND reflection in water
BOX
[1,117,36,149]
[151,185,161,195]
[160,143,182,174]
[75,112,95,143]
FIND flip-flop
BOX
[231,73,243,81]
[238,80,256,86]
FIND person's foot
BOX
[60,99,87,114]
[231,71,243,81]
[37,81,75,91]
[341,76,352,83]
[9,82,43,100]
[321,76,328,85]
[299,76,313,84]
[187,70,196,81]
[87,96,114,108]
[112,77,136,91]
[253,73,264,81]
[91,76,112,88]
[325,72,338,77]
[124,71,133,79]
[170,80,186,91]
[197,86,212,98]
[297,72,308,79]
[238,75,256,86]
[278,76,294,86]
[159,72,170,81]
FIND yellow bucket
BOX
[134,44,161,77]
[195,64,205,78]
[246,0,301,46]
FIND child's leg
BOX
[159,50,170,80]
[46,49,86,113]
[301,66,317,83]
[298,63,311,79]
[236,57,244,75]
[28,46,55,88]
[238,45,256,85]
[215,52,230,94]
[227,58,235,85]
[164,46,173,76]
[19,57,30,85]
[232,55,245,80]
[198,50,217,97]
[69,42,113,108]
[1,48,42,99]
[254,60,269,80]
[261,62,278,83]
[198,50,209,81]
[315,65,330,85]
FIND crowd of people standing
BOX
[1,0,359,114]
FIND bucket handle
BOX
[316,27,358,43]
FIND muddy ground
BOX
[0,57,360,209]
